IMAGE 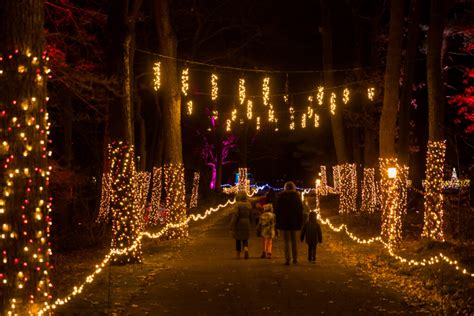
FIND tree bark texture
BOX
[399,0,422,165]
[379,0,404,159]
[153,0,183,164]
[320,0,348,165]
[0,0,52,313]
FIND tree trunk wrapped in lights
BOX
[332,165,341,193]
[0,1,53,313]
[189,172,200,208]
[338,164,357,214]
[163,163,188,239]
[361,168,377,213]
[149,166,163,225]
[379,159,409,246]
[422,140,446,241]
[96,172,112,223]
[109,143,142,264]
[133,171,151,231]
[238,168,248,193]
[319,166,328,196]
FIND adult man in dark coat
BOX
[275,181,304,265]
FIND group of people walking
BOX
[229,181,323,265]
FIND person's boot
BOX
[236,251,241,259]
[260,252,266,259]
[244,247,249,259]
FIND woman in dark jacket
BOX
[275,181,303,265]
[230,191,253,259]
[300,211,323,263]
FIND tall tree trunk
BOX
[320,0,348,164]
[399,0,422,166]
[106,0,143,264]
[153,0,187,238]
[0,0,52,313]
[379,0,405,246]
[422,0,447,241]
[379,0,403,159]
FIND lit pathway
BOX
[57,206,427,315]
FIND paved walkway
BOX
[58,206,427,315]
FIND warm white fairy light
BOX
[163,163,188,239]
[317,86,324,105]
[226,119,231,132]
[330,92,336,115]
[239,78,246,105]
[422,140,446,241]
[268,105,275,122]
[274,118,279,132]
[134,171,151,230]
[368,87,375,101]
[256,117,261,130]
[361,168,377,213]
[307,96,314,118]
[333,165,341,193]
[186,100,193,115]
[181,68,189,96]
[289,106,295,130]
[212,110,218,121]
[247,99,253,120]
[283,94,288,103]
[153,61,161,91]
[342,88,350,104]
[318,166,328,196]
[301,113,307,128]
[238,168,248,192]
[189,172,200,208]
[211,73,218,101]
[314,114,320,127]
[262,77,270,106]
[97,172,112,222]
[338,163,357,214]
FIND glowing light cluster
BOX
[314,114,320,127]
[256,117,261,130]
[379,158,409,246]
[189,172,200,208]
[289,106,295,130]
[361,168,377,213]
[247,99,253,120]
[338,164,357,214]
[262,77,270,106]
[212,110,218,121]
[153,61,161,91]
[301,113,307,128]
[108,142,142,264]
[226,119,232,132]
[239,78,246,105]
[181,68,189,96]
[211,73,218,101]
[422,140,446,241]
[186,100,193,115]
[307,96,314,118]
[1,48,53,315]
[149,167,163,225]
[163,163,188,239]
[319,166,328,196]
[330,92,336,115]
[342,88,350,104]
[368,87,375,101]
[317,86,324,105]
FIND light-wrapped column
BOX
[134,171,151,230]
[149,166,162,225]
[163,163,188,239]
[338,163,357,214]
[189,172,200,208]
[361,168,376,213]
[238,168,247,193]
[320,166,328,196]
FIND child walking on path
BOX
[300,212,323,263]
[258,204,276,259]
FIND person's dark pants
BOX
[235,240,248,252]
[282,230,298,263]
[308,243,317,261]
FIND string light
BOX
[307,96,314,118]
[149,167,163,225]
[422,140,446,241]
[211,73,218,101]
[181,68,189,96]
[268,105,275,122]
[256,117,261,130]
[186,100,193,115]
[301,113,307,128]
[231,109,237,122]
[342,88,350,104]
[330,92,336,115]
[246,99,253,120]
[274,118,279,132]
[212,110,218,121]
[226,119,232,132]
[283,94,288,103]
[361,168,377,213]
[320,166,328,196]
[189,172,200,208]
[317,86,324,105]
[314,114,320,127]
[239,78,246,105]
[153,61,161,91]
[262,77,270,106]
[289,106,295,130]
[1,48,53,314]
[162,163,188,239]
[338,164,357,214]
[332,165,341,193]
[368,87,375,101]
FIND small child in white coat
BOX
[258,204,276,259]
